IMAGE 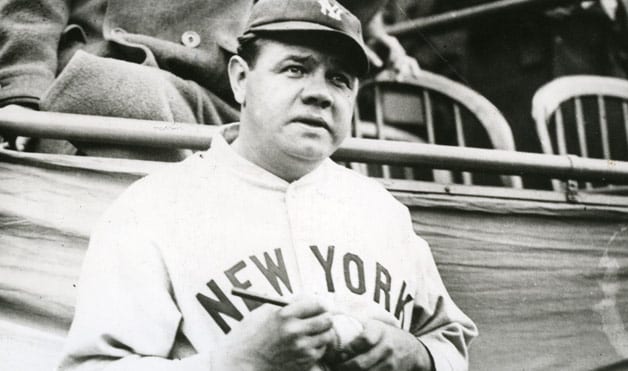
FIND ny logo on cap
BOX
[317,0,344,20]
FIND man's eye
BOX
[330,74,352,88]
[285,66,305,76]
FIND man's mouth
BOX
[293,116,331,133]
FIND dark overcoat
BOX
[0,0,255,126]
[0,0,383,158]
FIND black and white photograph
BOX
[1,0,627,370]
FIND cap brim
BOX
[243,21,369,77]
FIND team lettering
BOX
[197,246,414,333]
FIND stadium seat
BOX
[354,69,523,188]
[532,75,628,191]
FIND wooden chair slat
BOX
[623,102,628,154]
[575,97,588,158]
[598,95,611,160]
[356,70,521,188]
[424,90,436,144]
[374,85,391,178]
[532,75,628,191]
[555,107,567,155]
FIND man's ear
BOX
[228,55,249,105]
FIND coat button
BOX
[181,31,201,48]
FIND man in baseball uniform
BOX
[58,0,477,370]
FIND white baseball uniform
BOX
[58,127,477,371]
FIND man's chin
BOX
[286,145,333,164]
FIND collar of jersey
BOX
[201,123,335,192]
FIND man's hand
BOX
[0,104,35,151]
[212,296,337,371]
[332,319,434,371]
[378,34,421,79]
[364,11,421,80]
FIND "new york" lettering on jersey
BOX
[196,245,415,333]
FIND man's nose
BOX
[300,74,333,109]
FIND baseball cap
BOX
[238,0,369,77]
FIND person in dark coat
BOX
[0,0,419,160]
[547,0,628,78]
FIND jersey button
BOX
[181,31,201,48]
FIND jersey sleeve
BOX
[56,190,210,371]
[405,219,478,371]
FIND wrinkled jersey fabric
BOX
[58,128,477,371]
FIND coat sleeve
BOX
[56,191,212,371]
[0,0,70,108]
[403,216,478,371]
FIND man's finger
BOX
[15,136,31,152]
[408,59,422,78]
[283,312,334,336]
[296,328,336,350]
[344,320,383,353]
[339,338,392,371]
[394,57,421,80]
[279,297,332,319]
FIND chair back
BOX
[532,75,628,190]
[355,70,522,188]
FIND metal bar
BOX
[0,107,220,149]
[2,108,628,183]
[385,0,580,36]
[335,138,628,183]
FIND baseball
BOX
[331,314,363,350]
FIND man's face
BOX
[230,38,358,179]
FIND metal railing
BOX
[386,0,581,36]
[1,107,628,184]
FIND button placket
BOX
[285,185,308,290]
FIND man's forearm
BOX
[0,0,70,106]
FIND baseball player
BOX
[58,0,477,370]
